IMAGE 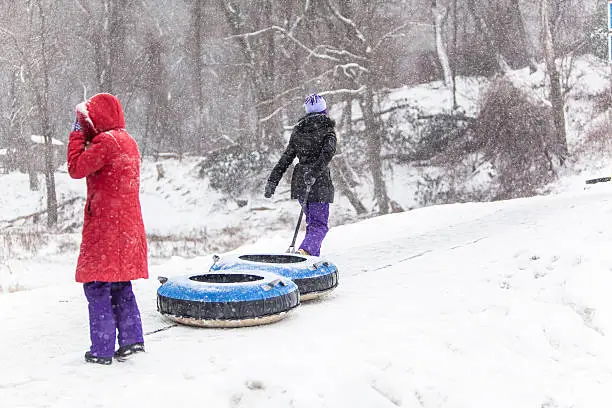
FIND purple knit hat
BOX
[304,93,327,114]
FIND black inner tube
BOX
[238,254,306,264]
[189,274,264,283]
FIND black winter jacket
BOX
[267,113,337,203]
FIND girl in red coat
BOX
[67,93,148,365]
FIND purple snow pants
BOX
[298,202,330,257]
[83,281,144,358]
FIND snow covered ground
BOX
[1,180,612,407]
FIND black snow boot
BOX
[84,351,112,365]
[114,342,145,361]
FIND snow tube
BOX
[156,270,300,328]
[210,253,339,301]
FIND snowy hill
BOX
[2,54,612,407]
[1,184,611,407]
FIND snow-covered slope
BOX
[1,184,610,407]
[2,55,612,407]
[0,157,321,262]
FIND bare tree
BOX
[73,0,136,94]
[465,0,511,73]
[432,0,453,88]
[1,1,58,226]
[189,0,216,153]
[510,0,539,73]
[319,0,415,214]
[32,0,58,226]
[540,0,569,163]
[332,95,367,215]
[220,0,285,152]
[212,0,429,214]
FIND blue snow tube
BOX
[210,253,339,301]
[157,270,300,328]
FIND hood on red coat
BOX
[76,93,125,134]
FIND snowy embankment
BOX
[1,183,611,407]
[0,156,313,269]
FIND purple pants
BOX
[299,202,329,257]
[83,281,144,358]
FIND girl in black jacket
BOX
[264,94,337,256]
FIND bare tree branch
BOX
[0,26,29,64]
[317,87,366,97]
[261,87,365,124]
[73,0,90,16]
[289,0,311,36]
[0,56,21,69]
[312,45,368,61]
[372,21,430,53]
[225,25,341,62]
[257,64,367,108]
[324,0,367,44]
[259,105,286,123]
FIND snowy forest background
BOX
[1,0,611,259]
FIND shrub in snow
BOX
[412,112,474,162]
[198,145,270,195]
[571,115,612,167]
[471,77,559,199]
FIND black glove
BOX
[264,182,276,198]
[304,171,316,187]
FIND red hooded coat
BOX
[67,93,148,283]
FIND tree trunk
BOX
[100,0,113,92]
[27,146,39,191]
[432,1,453,88]
[145,36,166,156]
[332,158,367,215]
[141,113,150,159]
[361,86,389,214]
[108,0,125,91]
[466,0,511,73]
[540,0,568,163]
[93,0,129,93]
[35,0,57,227]
[253,0,283,150]
[92,31,106,92]
[333,97,366,215]
[511,0,538,73]
[192,0,205,153]
[221,0,284,151]
[451,0,458,109]
[325,1,389,214]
